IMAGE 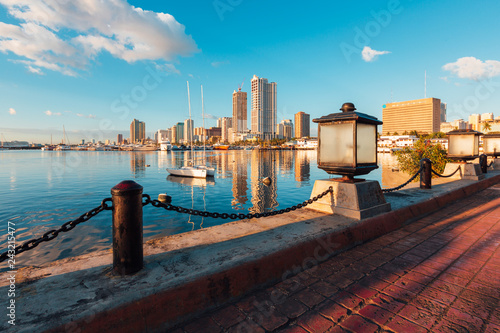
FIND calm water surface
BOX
[0,150,403,269]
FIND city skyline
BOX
[1,1,500,143]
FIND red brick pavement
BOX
[170,185,500,332]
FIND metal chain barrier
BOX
[0,198,112,263]
[144,187,334,220]
[431,165,461,178]
[382,165,424,193]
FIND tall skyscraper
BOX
[251,75,277,140]
[176,122,184,143]
[117,134,123,144]
[294,112,310,138]
[233,88,247,133]
[130,119,145,143]
[184,119,194,143]
[382,98,442,135]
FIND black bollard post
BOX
[111,180,144,275]
[420,158,432,189]
[479,154,488,174]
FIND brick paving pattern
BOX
[171,185,500,332]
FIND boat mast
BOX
[187,81,193,161]
[201,84,206,160]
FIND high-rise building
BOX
[469,114,481,131]
[130,119,145,143]
[117,134,123,144]
[220,117,233,143]
[482,113,494,121]
[440,103,447,123]
[171,125,178,143]
[251,75,277,140]
[233,88,247,133]
[175,122,184,143]
[294,112,310,138]
[184,119,194,144]
[277,119,293,140]
[382,98,442,135]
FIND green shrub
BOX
[394,137,451,180]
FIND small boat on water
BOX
[167,82,215,178]
[213,144,229,150]
[132,144,158,151]
[160,141,172,151]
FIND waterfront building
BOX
[251,75,277,141]
[233,88,248,133]
[130,119,146,143]
[220,117,233,143]
[294,112,310,138]
[206,127,222,143]
[469,114,481,131]
[117,134,123,144]
[184,119,194,144]
[440,119,468,133]
[382,97,441,135]
[155,129,169,142]
[176,122,185,143]
[277,119,294,140]
[440,103,447,122]
[482,113,494,121]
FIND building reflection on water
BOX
[161,150,406,213]
[130,153,147,177]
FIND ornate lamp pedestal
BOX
[308,179,390,220]
[307,103,390,220]
[442,163,484,181]
[444,130,484,180]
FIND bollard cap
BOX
[111,180,143,196]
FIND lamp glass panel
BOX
[356,123,376,164]
[449,135,474,156]
[484,137,500,155]
[319,123,354,164]
[474,136,479,155]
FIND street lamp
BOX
[482,133,500,157]
[443,129,484,180]
[308,103,390,220]
[313,102,382,181]
[447,129,482,161]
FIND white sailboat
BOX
[195,85,216,177]
[167,81,211,178]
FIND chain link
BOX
[382,165,424,193]
[149,187,334,220]
[431,165,461,178]
[0,200,111,263]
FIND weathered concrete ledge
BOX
[2,171,500,332]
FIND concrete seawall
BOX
[2,171,500,332]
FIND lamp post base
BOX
[307,179,391,220]
[491,159,500,170]
[443,163,485,181]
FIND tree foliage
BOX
[394,137,451,180]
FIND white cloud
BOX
[44,110,61,116]
[8,107,16,115]
[76,113,96,119]
[361,46,390,62]
[442,57,500,81]
[0,0,198,75]
[211,60,229,68]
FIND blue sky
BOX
[1,0,499,144]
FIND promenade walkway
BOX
[170,184,500,333]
